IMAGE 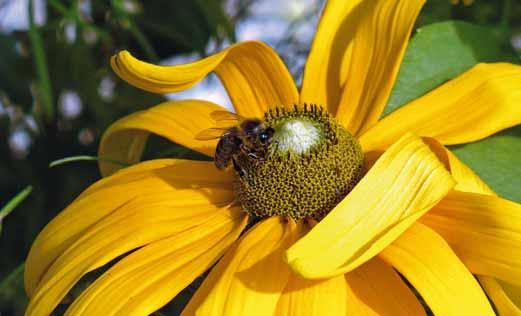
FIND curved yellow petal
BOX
[445,149,495,195]
[112,41,298,118]
[418,137,495,194]
[345,257,425,316]
[274,221,347,316]
[26,202,241,316]
[299,0,362,113]
[64,208,247,316]
[334,0,425,135]
[81,157,232,199]
[426,143,521,315]
[24,159,234,297]
[380,223,495,315]
[274,273,347,316]
[285,133,454,278]
[480,277,521,316]
[421,190,521,285]
[360,63,521,152]
[423,139,521,314]
[417,137,496,196]
[98,100,225,176]
[182,217,298,316]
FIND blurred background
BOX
[0,0,520,315]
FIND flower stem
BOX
[49,155,129,168]
[0,186,32,234]
[28,0,55,123]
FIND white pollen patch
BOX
[273,119,322,154]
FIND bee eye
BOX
[260,132,270,142]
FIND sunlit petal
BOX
[285,134,454,278]
[300,0,361,113]
[112,41,298,118]
[274,274,347,316]
[380,223,495,315]
[422,191,521,285]
[335,0,425,135]
[360,63,521,152]
[65,208,247,316]
[98,100,224,176]
[24,159,234,298]
[345,257,425,315]
[183,217,298,316]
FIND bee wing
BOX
[210,111,244,128]
[195,128,228,140]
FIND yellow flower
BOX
[25,0,521,315]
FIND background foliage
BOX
[0,0,520,315]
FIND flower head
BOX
[25,0,521,315]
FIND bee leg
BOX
[232,156,247,177]
[240,144,262,160]
[247,151,260,159]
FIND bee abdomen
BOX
[214,135,241,170]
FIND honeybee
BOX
[195,111,275,177]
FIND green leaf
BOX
[385,20,521,203]
[385,20,515,116]
[0,186,32,235]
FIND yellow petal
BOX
[334,0,425,135]
[98,100,225,176]
[423,139,521,314]
[359,63,521,152]
[24,159,233,297]
[380,223,495,316]
[445,149,495,195]
[345,257,425,316]
[182,217,298,316]
[299,0,362,113]
[26,202,242,316]
[64,208,247,316]
[421,190,521,285]
[274,273,347,316]
[416,137,495,195]
[81,157,232,199]
[479,277,521,316]
[501,281,521,311]
[274,222,347,316]
[285,133,454,278]
[112,41,298,118]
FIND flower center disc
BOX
[234,105,364,220]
